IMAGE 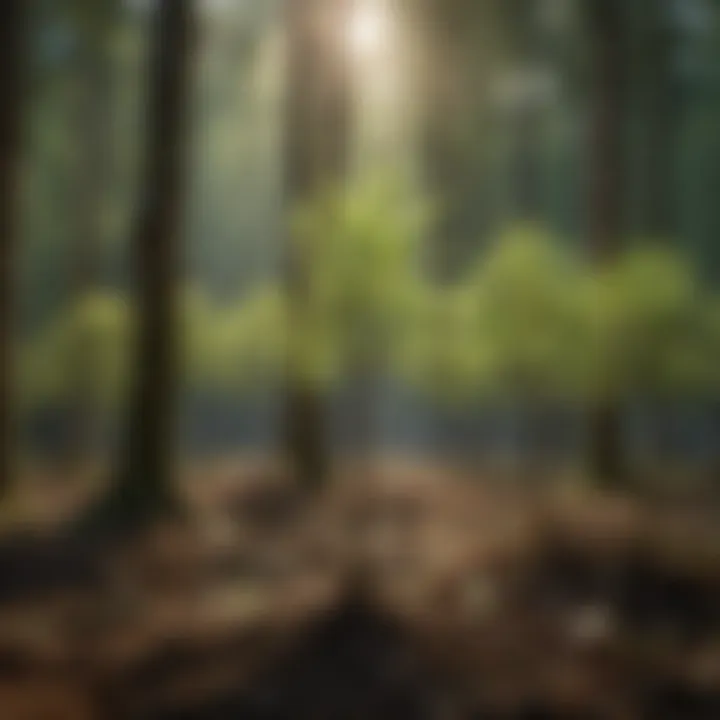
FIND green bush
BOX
[592,246,710,402]
[17,192,719,425]
[289,175,432,386]
[19,290,133,412]
[403,225,592,406]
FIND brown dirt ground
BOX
[0,460,720,719]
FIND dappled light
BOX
[349,0,389,60]
[1,0,720,717]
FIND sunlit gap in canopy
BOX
[349,0,417,183]
[349,0,390,60]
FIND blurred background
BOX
[3,0,720,718]
[10,0,720,480]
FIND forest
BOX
[2,0,720,718]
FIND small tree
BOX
[21,293,132,415]
[20,286,287,438]
[286,176,432,460]
[283,0,354,491]
[468,226,590,475]
[594,246,710,474]
[401,226,591,475]
[192,285,288,394]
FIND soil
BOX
[1,462,720,719]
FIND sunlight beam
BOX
[349,1,389,60]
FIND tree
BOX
[20,292,132,417]
[409,227,590,476]
[413,0,506,460]
[594,247,709,474]
[704,295,720,481]
[283,0,353,490]
[65,0,119,471]
[479,228,590,476]
[620,0,683,469]
[0,1,29,494]
[629,0,680,241]
[292,176,430,461]
[585,0,629,485]
[501,0,550,223]
[416,0,509,277]
[99,0,196,525]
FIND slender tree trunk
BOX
[512,0,545,226]
[348,351,385,475]
[636,0,678,241]
[586,0,628,486]
[520,402,558,481]
[512,10,552,477]
[0,1,28,495]
[514,103,543,222]
[418,1,477,465]
[417,0,503,273]
[418,3,477,281]
[65,2,116,475]
[711,405,720,485]
[634,2,680,473]
[106,0,196,523]
[651,400,679,473]
[284,0,353,491]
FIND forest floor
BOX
[0,459,720,719]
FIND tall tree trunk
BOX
[417,1,495,466]
[511,0,545,225]
[514,103,543,223]
[634,1,680,471]
[284,0,353,491]
[0,1,28,495]
[65,1,116,475]
[511,5,551,479]
[419,1,540,469]
[635,0,677,241]
[586,0,628,486]
[418,0,498,280]
[105,0,196,524]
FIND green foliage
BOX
[20,283,289,411]
[593,246,711,401]
[19,290,133,411]
[397,283,495,404]
[406,226,591,405]
[471,226,591,401]
[209,284,287,389]
[179,285,220,390]
[400,229,717,408]
[17,203,720,416]
[289,175,433,386]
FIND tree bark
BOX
[635,3,680,473]
[418,0,499,279]
[0,1,28,495]
[65,1,117,474]
[514,103,543,222]
[416,0,495,466]
[107,0,196,523]
[635,0,678,241]
[283,0,353,491]
[586,0,628,486]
